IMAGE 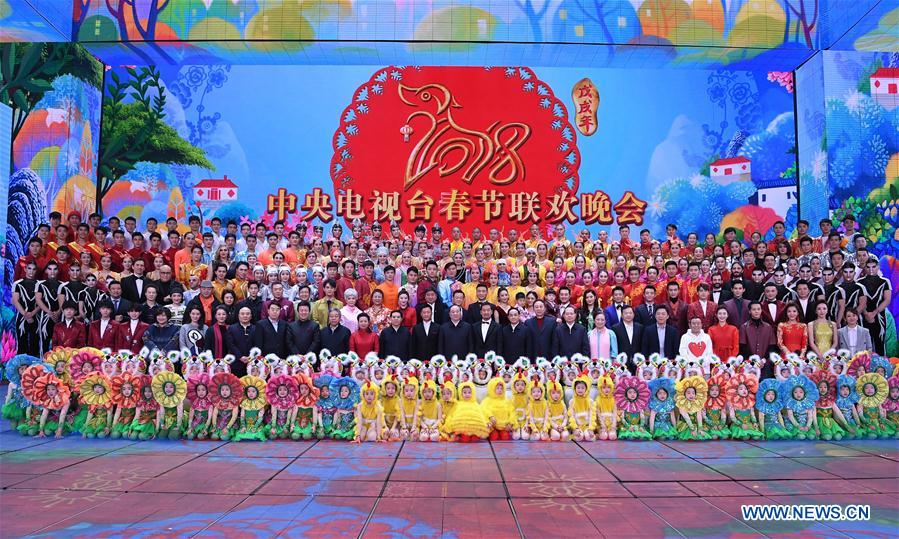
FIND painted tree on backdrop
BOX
[97,66,213,215]
[0,43,104,164]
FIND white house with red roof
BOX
[193,176,238,208]
[870,67,898,110]
[709,156,751,185]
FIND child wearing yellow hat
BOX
[418,378,442,442]
[399,376,420,441]
[547,380,569,441]
[445,380,490,442]
[481,377,517,441]
[526,379,550,441]
[439,380,457,441]
[354,380,384,442]
[380,376,401,441]
[511,370,530,440]
[568,373,595,441]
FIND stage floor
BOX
[1,420,897,538]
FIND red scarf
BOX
[213,323,227,358]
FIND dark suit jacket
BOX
[115,320,149,353]
[794,298,817,323]
[634,303,658,327]
[107,296,131,322]
[500,323,534,360]
[525,316,557,358]
[438,321,473,359]
[603,304,625,328]
[641,323,680,358]
[612,321,644,362]
[553,322,590,358]
[225,323,257,359]
[286,319,321,355]
[252,318,288,357]
[319,324,351,355]
[121,275,152,304]
[710,289,733,305]
[723,298,750,327]
[379,326,411,361]
[410,322,440,361]
[465,301,495,324]
[472,320,502,356]
[87,319,120,349]
[664,300,689,334]
[417,302,448,325]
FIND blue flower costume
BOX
[3,355,42,428]
[313,374,337,438]
[836,375,864,438]
[755,379,792,440]
[782,376,820,440]
[648,378,677,440]
[329,376,361,440]
[869,356,892,378]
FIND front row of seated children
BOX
[4,347,898,442]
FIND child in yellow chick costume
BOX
[439,380,456,441]
[510,371,530,440]
[595,375,618,440]
[380,375,401,440]
[418,378,442,442]
[354,380,385,443]
[445,380,490,442]
[527,379,550,441]
[481,377,517,441]
[399,376,419,441]
[547,380,569,441]
[568,373,596,441]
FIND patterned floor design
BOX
[1,420,897,538]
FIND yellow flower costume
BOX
[567,374,595,438]
[481,378,517,439]
[151,372,186,439]
[856,373,891,438]
[675,376,711,440]
[444,381,490,440]
[355,381,384,441]
[234,375,268,441]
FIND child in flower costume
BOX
[130,375,158,440]
[152,371,187,440]
[675,376,711,440]
[810,370,845,441]
[3,355,42,429]
[313,374,337,438]
[330,376,361,440]
[547,380,568,441]
[847,352,871,377]
[110,372,142,439]
[755,379,792,440]
[186,374,214,440]
[234,375,268,442]
[782,375,820,440]
[568,373,595,441]
[17,364,50,436]
[292,373,319,440]
[882,376,899,438]
[703,373,731,439]
[834,374,863,438]
[355,380,385,442]
[726,373,763,440]
[509,368,531,440]
[398,376,420,441]
[481,377,516,441]
[614,376,650,440]
[67,348,104,432]
[79,373,114,438]
[869,355,892,378]
[266,374,299,439]
[525,378,550,441]
[648,378,677,440]
[210,372,241,440]
[21,366,72,438]
[439,380,457,440]
[375,376,398,440]
[445,380,490,442]
[856,373,891,438]
[418,378,443,442]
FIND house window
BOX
[762,194,767,202]
[889,83,897,94]
[787,192,791,200]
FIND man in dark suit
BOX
[710,274,733,305]
[612,305,643,373]
[121,258,151,303]
[105,280,131,322]
[760,283,786,326]
[472,303,502,356]
[438,304,473,360]
[465,283,495,324]
[663,281,689,334]
[287,301,321,355]
[525,299,557,358]
[319,307,350,355]
[252,302,288,357]
[603,286,628,328]
[380,310,411,361]
[554,305,589,358]
[501,307,534,360]
[640,305,679,358]
[226,306,256,377]
[417,288,447,325]
[634,285,659,326]
[792,280,817,323]
[723,281,750,327]
[410,304,440,361]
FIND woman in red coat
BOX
[708,306,739,360]
[349,312,380,358]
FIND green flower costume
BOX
[614,376,651,440]
[232,376,268,442]
[856,373,893,439]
